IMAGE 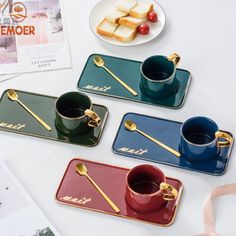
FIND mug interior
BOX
[127,165,164,195]
[182,117,218,145]
[141,56,175,82]
[56,92,91,118]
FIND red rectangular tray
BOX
[55,158,183,226]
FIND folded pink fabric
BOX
[194,183,236,236]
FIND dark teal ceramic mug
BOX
[55,92,101,136]
[140,53,180,99]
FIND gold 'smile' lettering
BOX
[0,122,25,130]
[118,147,148,155]
[60,196,91,205]
[83,85,111,92]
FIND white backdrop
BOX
[1,0,236,235]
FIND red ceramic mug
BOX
[125,164,178,213]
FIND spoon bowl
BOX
[124,120,137,132]
[93,56,104,67]
[76,163,88,176]
[7,89,18,101]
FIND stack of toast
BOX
[97,0,153,42]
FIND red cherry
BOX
[138,23,150,35]
[147,11,158,23]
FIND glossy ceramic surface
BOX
[140,55,178,99]
[77,54,192,109]
[89,0,166,47]
[55,91,100,136]
[112,113,234,175]
[0,89,108,147]
[180,116,230,161]
[126,164,169,213]
[56,158,183,226]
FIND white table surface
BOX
[1,0,236,235]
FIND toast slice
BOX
[114,25,137,42]
[119,16,146,28]
[116,0,137,13]
[105,8,128,23]
[129,2,153,18]
[97,19,118,37]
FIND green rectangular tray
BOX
[0,89,108,146]
[77,54,192,109]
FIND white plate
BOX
[89,0,166,46]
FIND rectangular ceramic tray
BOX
[77,54,192,109]
[0,89,108,147]
[112,113,234,176]
[55,158,183,226]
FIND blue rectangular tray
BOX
[112,113,234,176]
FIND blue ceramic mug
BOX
[179,117,233,162]
[140,53,180,99]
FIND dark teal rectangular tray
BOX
[0,89,108,147]
[77,54,192,109]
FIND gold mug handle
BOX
[215,131,233,148]
[160,182,178,201]
[167,53,181,66]
[84,109,101,128]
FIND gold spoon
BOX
[93,56,138,96]
[7,89,52,131]
[76,163,120,214]
[124,120,181,157]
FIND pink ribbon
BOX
[194,183,236,236]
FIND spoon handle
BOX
[102,66,138,96]
[85,174,120,213]
[17,99,52,131]
[136,129,181,157]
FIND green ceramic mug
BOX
[140,53,180,99]
[55,92,101,136]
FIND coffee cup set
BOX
[78,53,191,109]
[113,113,234,176]
[0,89,108,146]
[56,158,183,226]
[0,53,233,226]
